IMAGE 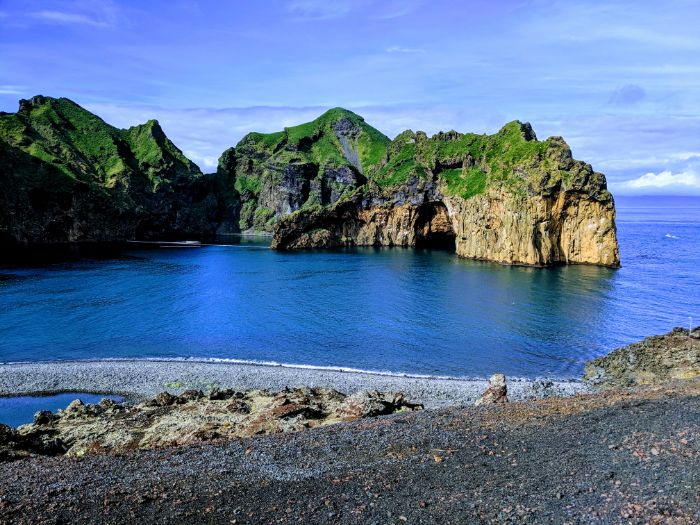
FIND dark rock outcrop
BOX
[584,327,700,388]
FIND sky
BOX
[1,0,699,195]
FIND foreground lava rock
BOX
[1,380,697,524]
[584,327,700,388]
[0,387,421,459]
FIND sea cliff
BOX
[1,96,619,266]
[0,96,237,245]
[270,121,619,267]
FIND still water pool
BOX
[0,393,124,427]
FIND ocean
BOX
[1,196,698,379]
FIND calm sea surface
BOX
[1,196,698,379]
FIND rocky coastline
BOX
[0,328,698,523]
[0,329,697,523]
[2,328,698,459]
[1,97,620,267]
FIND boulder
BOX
[475,374,508,406]
[33,410,55,425]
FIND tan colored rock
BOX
[475,374,508,406]
[445,190,619,267]
[274,188,619,267]
[3,387,422,457]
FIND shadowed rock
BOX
[584,327,700,388]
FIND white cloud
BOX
[611,169,700,195]
[372,0,423,20]
[386,46,424,54]
[286,0,420,21]
[609,84,646,106]
[29,10,109,27]
[669,151,700,161]
[0,85,25,95]
[286,0,352,20]
[596,152,700,170]
[185,153,217,170]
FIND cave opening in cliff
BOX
[414,202,456,251]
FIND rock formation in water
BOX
[1,96,619,266]
[0,96,237,245]
[269,120,620,267]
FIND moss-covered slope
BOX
[232,113,614,235]
[0,96,236,244]
[374,121,611,201]
[225,108,390,232]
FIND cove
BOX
[0,197,698,379]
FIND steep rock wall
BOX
[272,184,619,267]
[445,190,619,266]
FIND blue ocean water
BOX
[0,196,698,379]
[0,393,124,427]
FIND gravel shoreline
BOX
[0,360,589,408]
[3,381,697,524]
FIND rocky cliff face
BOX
[271,121,620,267]
[218,107,390,233]
[0,96,237,245]
[1,97,619,266]
[444,190,618,266]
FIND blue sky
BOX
[1,0,699,194]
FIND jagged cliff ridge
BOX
[270,119,620,267]
[0,97,619,266]
[221,108,390,232]
[0,96,236,245]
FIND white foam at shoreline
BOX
[0,356,582,383]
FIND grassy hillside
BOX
[0,96,230,245]
[374,121,597,200]
[229,108,391,231]
[0,96,201,190]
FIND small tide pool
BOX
[0,392,124,428]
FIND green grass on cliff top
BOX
[373,121,553,198]
[238,108,391,175]
[0,96,200,190]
